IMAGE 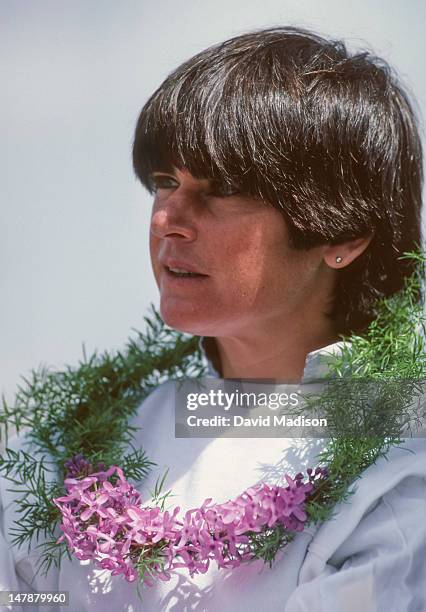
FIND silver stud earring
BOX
[335,256,343,264]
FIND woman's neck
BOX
[214,317,339,381]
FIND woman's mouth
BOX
[165,266,209,279]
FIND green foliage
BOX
[0,307,206,575]
[305,252,426,524]
[247,524,295,566]
[329,252,426,380]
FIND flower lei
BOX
[0,252,425,588]
[53,458,328,584]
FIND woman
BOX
[1,26,425,611]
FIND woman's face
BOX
[149,168,333,337]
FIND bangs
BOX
[132,36,308,200]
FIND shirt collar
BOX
[199,336,347,382]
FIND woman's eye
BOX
[150,175,178,192]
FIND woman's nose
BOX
[150,194,197,241]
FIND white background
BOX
[1,0,426,400]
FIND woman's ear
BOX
[323,234,374,269]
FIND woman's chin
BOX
[159,304,211,336]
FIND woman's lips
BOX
[160,257,208,276]
[163,266,209,283]
[158,258,210,290]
